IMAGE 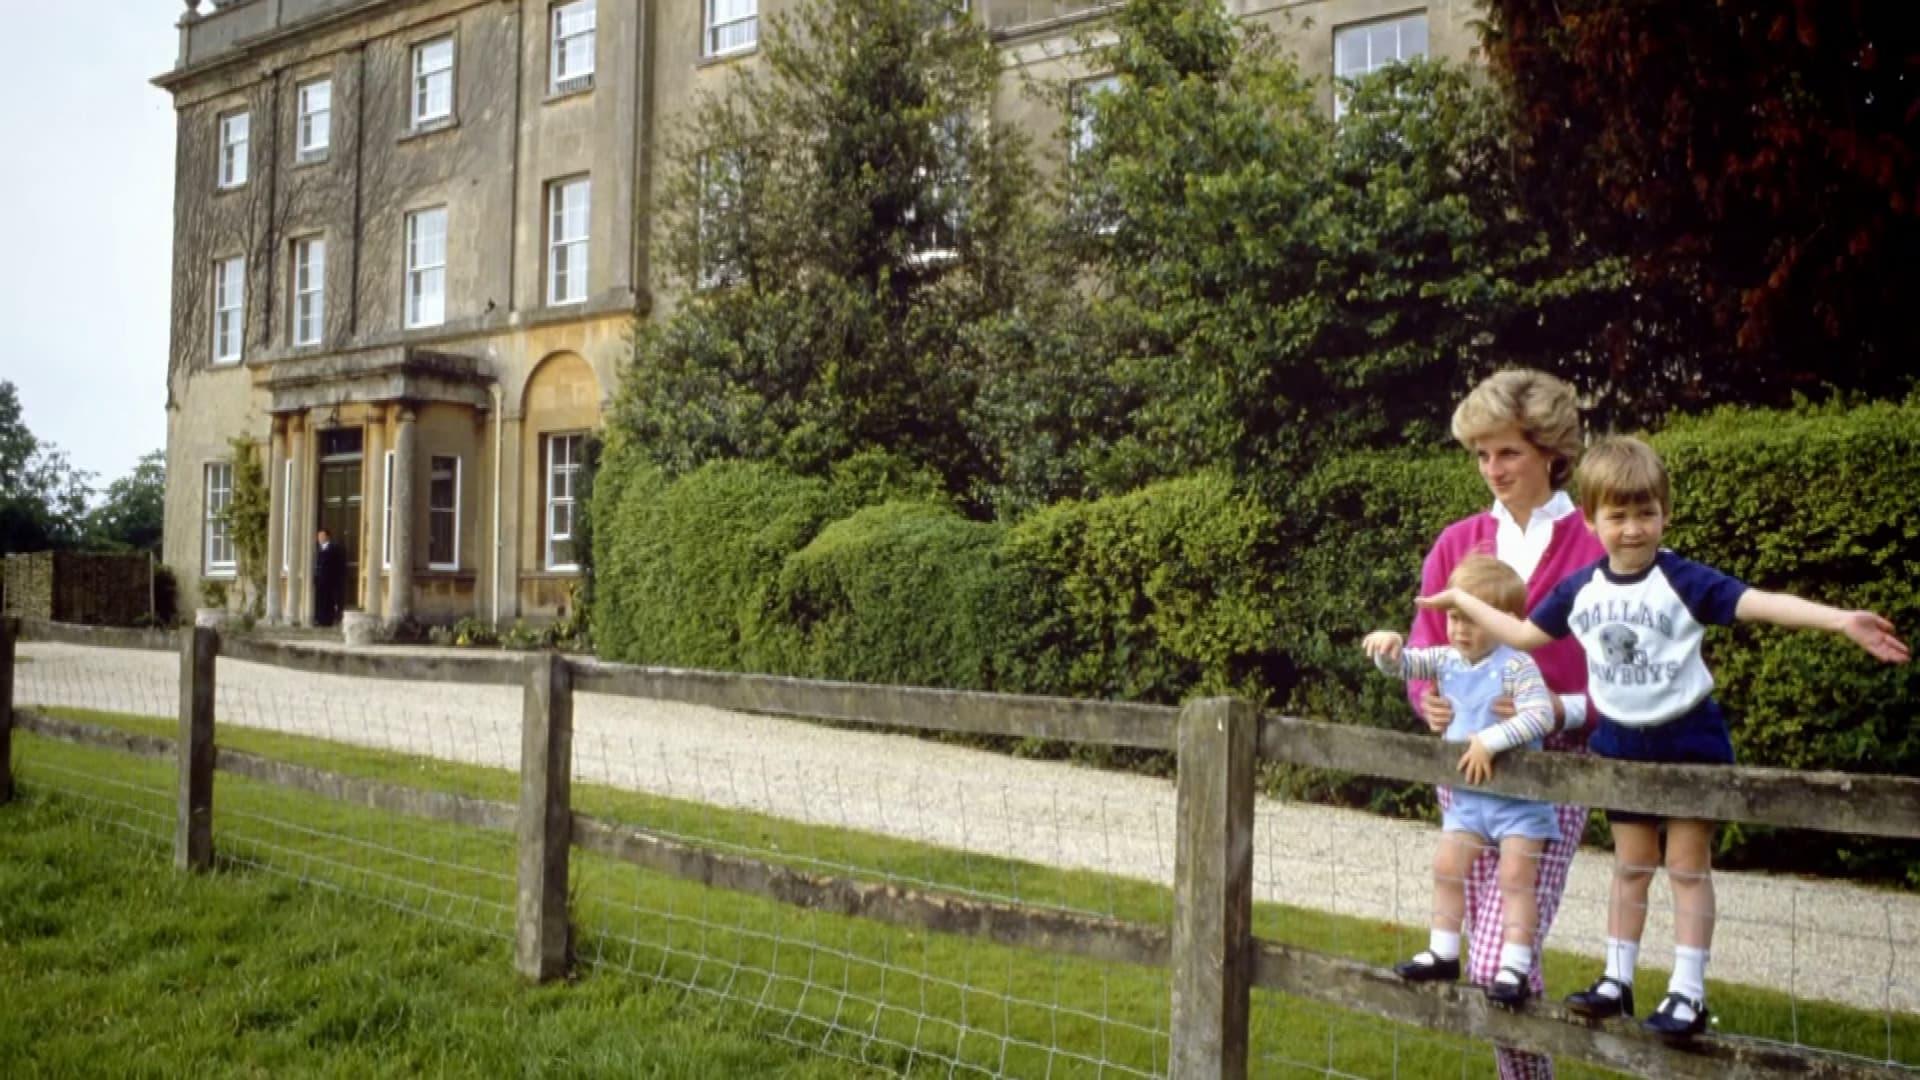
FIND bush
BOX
[591,456,834,670]
[771,501,1010,687]
[998,472,1282,705]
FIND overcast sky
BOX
[0,4,177,491]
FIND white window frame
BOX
[404,207,448,329]
[704,0,757,58]
[296,78,331,160]
[218,111,249,189]
[428,455,462,571]
[550,0,597,94]
[544,433,584,572]
[547,177,590,306]
[212,256,245,364]
[905,115,967,266]
[1070,73,1121,162]
[381,449,396,571]
[292,236,326,347]
[411,35,455,129]
[1333,12,1429,120]
[205,462,236,575]
[282,458,294,573]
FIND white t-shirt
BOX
[1529,551,1748,728]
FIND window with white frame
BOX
[381,449,395,570]
[296,79,331,160]
[428,455,460,569]
[547,177,590,305]
[411,36,455,128]
[282,458,294,572]
[705,0,757,57]
[906,116,967,264]
[205,462,235,574]
[551,0,596,94]
[1070,73,1121,162]
[1333,12,1428,119]
[292,236,325,347]
[544,433,584,571]
[404,207,447,328]
[212,256,245,364]
[218,111,249,188]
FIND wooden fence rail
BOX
[4,618,1915,1078]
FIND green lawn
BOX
[6,709,1914,1077]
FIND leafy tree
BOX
[1482,0,1920,416]
[85,450,165,555]
[1033,0,1628,503]
[610,0,1051,505]
[221,436,270,615]
[0,380,93,554]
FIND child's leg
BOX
[1496,837,1545,946]
[1608,821,1662,945]
[1663,819,1717,1012]
[1431,831,1484,939]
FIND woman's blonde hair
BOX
[1450,369,1583,489]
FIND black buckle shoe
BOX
[1643,992,1709,1041]
[1564,975,1635,1019]
[1393,951,1460,983]
[1485,967,1531,1008]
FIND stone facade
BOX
[157,0,1478,627]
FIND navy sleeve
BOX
[1660,552,1749,626]
[1528,566,1590,639]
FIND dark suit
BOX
[313,541,346,626]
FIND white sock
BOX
[1670,945,1709,1006]
[1428,929,1461,961]
[1496,943,1533,983]
[1596,937,1638,998]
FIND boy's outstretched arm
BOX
[1736,590,1911,663]
[1417,588,1554,651]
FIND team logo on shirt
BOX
[1598,625,1647,666]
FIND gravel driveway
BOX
[13,640,1917,1019]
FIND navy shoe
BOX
[1393,951,1460,983]
[1484,967,1531,1008]
[1643,992,1709,1041]
[1564,975,1635,1019]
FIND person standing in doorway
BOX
[313,527,345,627]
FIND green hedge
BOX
[592,401,1920,882]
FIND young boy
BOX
[1419,436,1908,1040]
[1364,555,1563,1008]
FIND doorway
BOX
[317,427,364,610]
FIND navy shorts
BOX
[1590,697,1734,825]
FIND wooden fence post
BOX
[1,616,16,804]
[176,625,217,871]
[1171,697,1257,1079]
[516,651,573,981]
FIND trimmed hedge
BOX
[591,401,1920,882]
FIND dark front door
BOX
[318,428,365,610]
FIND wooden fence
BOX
[3,616,1916,1079]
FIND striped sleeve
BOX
[1478,653,1556,753]
[1384,646,1455,683]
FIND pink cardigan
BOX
[1407,509,1606,753]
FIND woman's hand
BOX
[1487,695,1518,719]
[1419,688,1452,733]
[1416,588,1461,611]
[1457,735,1495,785]
[1362,631,1404,665]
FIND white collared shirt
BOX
[1491,490,1589,732]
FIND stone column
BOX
[494,414,523,623]
[286,414,308,624]
[264,417,286,623]
[389,406,418,624]
[364,412,387,617]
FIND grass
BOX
[7,708,1917,1076]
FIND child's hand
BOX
[1838,611,1911,664]
[1457,736,1495,785]
[1419,688,1451,733]
[1362,631,1404,664]
[1416,588,1460,612]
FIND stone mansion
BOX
[157,0,1478,626]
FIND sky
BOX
[0,4,178,492]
